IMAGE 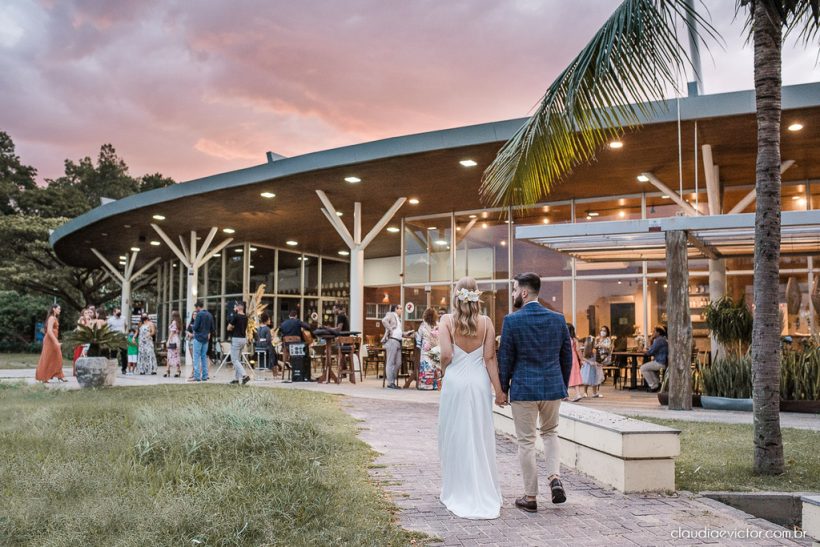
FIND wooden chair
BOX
[363,342,385,379]
[335,336,360,384]
[281,335,303,381]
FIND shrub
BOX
[702,353,752,398]
[781,342,820,401]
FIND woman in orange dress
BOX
[35,304,66,383]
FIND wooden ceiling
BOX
[53,106,820,269]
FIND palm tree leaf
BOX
[480,0,719,208]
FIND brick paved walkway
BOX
[345,398,810,546]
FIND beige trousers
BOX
[511,400,561,497]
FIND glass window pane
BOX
[224,246,244,294]
[303,298,320,325]
[574,277,643,343]
[477,282,509,334]
[277,251,301,296]
[513,204,573,277]
[455,213,508,280]
[303,256,318,296]
[207,255,221,297]
[250,247,275,294]
[577,196,642,222]
[321,259,349,299]
[278,297,301,323]
[404,216,452,284]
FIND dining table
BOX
[610,350,647,390]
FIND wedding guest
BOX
[35,304,66,383]
[72,307,94,375]
[136,314,158,375]
[191,302,214,382]
[416,307,440,390]
[164,310,182,378]
[594,325,612,367]
[255,312,277,372]
[185,311,197,379]
[332,304,349,332]
[640,325,668,392]
[566,324,584,402]
[107,307,128,374]
[126,327,138,374]
[382,310,403,389]
[227,302,250,385]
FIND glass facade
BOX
[400,184,820,347]
[155,244,349,342]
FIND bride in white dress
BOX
[438,276,507,519]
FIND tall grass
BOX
[0,384,423,546]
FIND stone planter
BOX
[779,400,820,414]
[75,357,117,388]
[700,395,753,411]
[657,392,702,407]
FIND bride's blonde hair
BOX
[451,277,481,336]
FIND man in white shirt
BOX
[107,308,128,373]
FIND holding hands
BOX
[494,391,508,407]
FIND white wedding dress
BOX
[438,319,502,519]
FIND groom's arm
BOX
[497,315,516,394]
[558,319,572,388]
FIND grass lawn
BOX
[0,384,424,546]
[0,352,71,369]
[641,417,820,493]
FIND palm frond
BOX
[737,0,819,43]
[480,0,720,207]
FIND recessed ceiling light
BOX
[338,250,350,256]
[585,215,592,220]
[344,176,361,183]
[459,159,478,167]
[118,261,126,265]
[249,247,258,251]
[427,226,437,230]
[542,218,550,224]
[286,240,298,246]
[213,253,221,257]
[386,226,400,233]
[618,211,626,218]
[481,222,488,229]
[408,198,419,205]
[152,214,165,220]
[249,265,255,269]
[223,228,235,234]
[788,123,803,132]
[123,224,131,229]
[588,212,599,217]
[609,141,623,149]
[542,206,550,212]
[234,248,243,253]
[101,232,108,236]
[119,255,127,260]
[797,197,807,206]
[468,214,477,219]
[500,240,507,246]
[792,195,801,201]
[130,247,140,252]
[504,220,511,224]
[637,175,649,182]
[260,192,276,198]
[661,195,670,199]
[336,211,343,216]
[434,239,448,245]
[150,240,161,246]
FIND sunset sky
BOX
[1,0,818,184]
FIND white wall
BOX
[364,256,401,286]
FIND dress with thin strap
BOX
[35,318,63,382]
[438,316,502,519]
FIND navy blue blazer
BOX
[497,302,572,401]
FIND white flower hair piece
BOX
[456,288,482,302]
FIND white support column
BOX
[701,144,721,215]
[316,190,406,332]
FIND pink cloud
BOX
[1,0,818,185]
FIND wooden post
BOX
[666,230,693,410]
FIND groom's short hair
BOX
[514,272,541,295]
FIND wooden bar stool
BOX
[335,336,360,384]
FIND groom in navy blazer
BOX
[498,272,572,512]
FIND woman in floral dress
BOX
[164,310,182,377]
[137,314,158,375]
[416,307,440,390]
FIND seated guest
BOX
[255,312,278,371]
[332,304,349,332]
[640,326,668,392]
[280,309,313,341]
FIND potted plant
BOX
[700,296,754,410]
[65,324,128,388]
[780,341,820,414]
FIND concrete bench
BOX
[802,495,820,543]
[493,403,680,493]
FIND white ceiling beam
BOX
[316,190,355,246]
[194,227,218,265]
[320,207,356,249]
[360,197,407,250]
[641,172,701,216]
[198,238,234,267]
[90,248,125,284]
[151,223,191,268]
[130,257,161,282]
[727,160,796,214]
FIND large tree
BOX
[480,0,818,474]
[0,131,37,215]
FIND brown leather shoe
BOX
[515,495,537,513]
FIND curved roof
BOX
[51,83,820,268]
